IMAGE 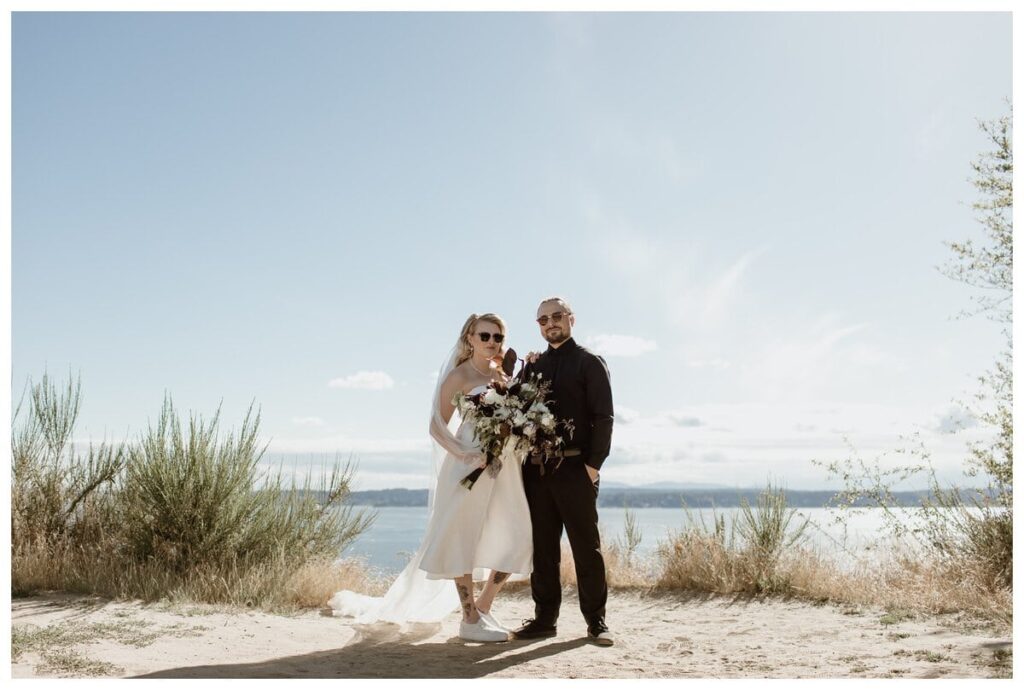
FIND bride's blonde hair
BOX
[455,313,507,367]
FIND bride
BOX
[329,313,533,642]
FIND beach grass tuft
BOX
[12,372,378,611]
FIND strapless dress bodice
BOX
[456,384,490,440]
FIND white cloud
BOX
[686,358,731,369]
[328,371,395,390]
[591,225,762,335]
[698,250,759,325]
[729,313,882,403]
[615,405,640,424]
[586,334,658,358]
[267,435,429,455]
[596,401,996,489]
[660,249,763,332]
[256,453,435,492]
[662,412,704,428]
[292,417,325,428]
[932,406,979,434]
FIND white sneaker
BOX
[478,610,508,633]
[459,618,509,642]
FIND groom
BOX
[513,296,614,646]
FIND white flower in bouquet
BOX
[482,388,503,405]
[512,410,528,427]
[540,413,556,430]
[524,422,537,438]
[454,393,478,417]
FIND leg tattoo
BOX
[456,582,474,619]
[477,571,510,615]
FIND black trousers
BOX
[522,458,608,627]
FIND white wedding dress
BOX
[418,384,533,580]
[329,368,533,625]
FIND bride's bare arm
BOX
[436,368,463,426]
[429,367,486,466]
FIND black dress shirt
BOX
[522,337,614,471]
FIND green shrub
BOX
[11,372,375,610]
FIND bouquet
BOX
[453,373,574,490]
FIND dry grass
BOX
[11,372,377,613]
[554,522,657,590]
[34,649,122,677]
[650,510,1012,626]
[12,617,208,661]
[12,614,212,678]
[651,489,818,597]
[843,551,1013,624]
[652,529,839,597]
[13,535,383,613]
[279,553,389,610]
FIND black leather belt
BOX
[529,448,582,474]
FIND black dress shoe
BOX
[587,620,614,646]
[511,618,557,639]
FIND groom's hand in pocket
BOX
[585,464,599,484]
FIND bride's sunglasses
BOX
[477,332,505,343]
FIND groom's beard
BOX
[544,329,569,344]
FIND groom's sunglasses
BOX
[536,312,570,327]
[477,332,505,343]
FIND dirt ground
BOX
[10,589,1012,679]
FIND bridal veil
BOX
[328,344,481,624]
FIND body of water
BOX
[339,505,945,575]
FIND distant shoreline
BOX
[337,487,985,509]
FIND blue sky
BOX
[12,12,1011,490]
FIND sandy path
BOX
[10,590,1011,678]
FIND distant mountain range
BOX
[338,486,972,509]
[599,481,733,490]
